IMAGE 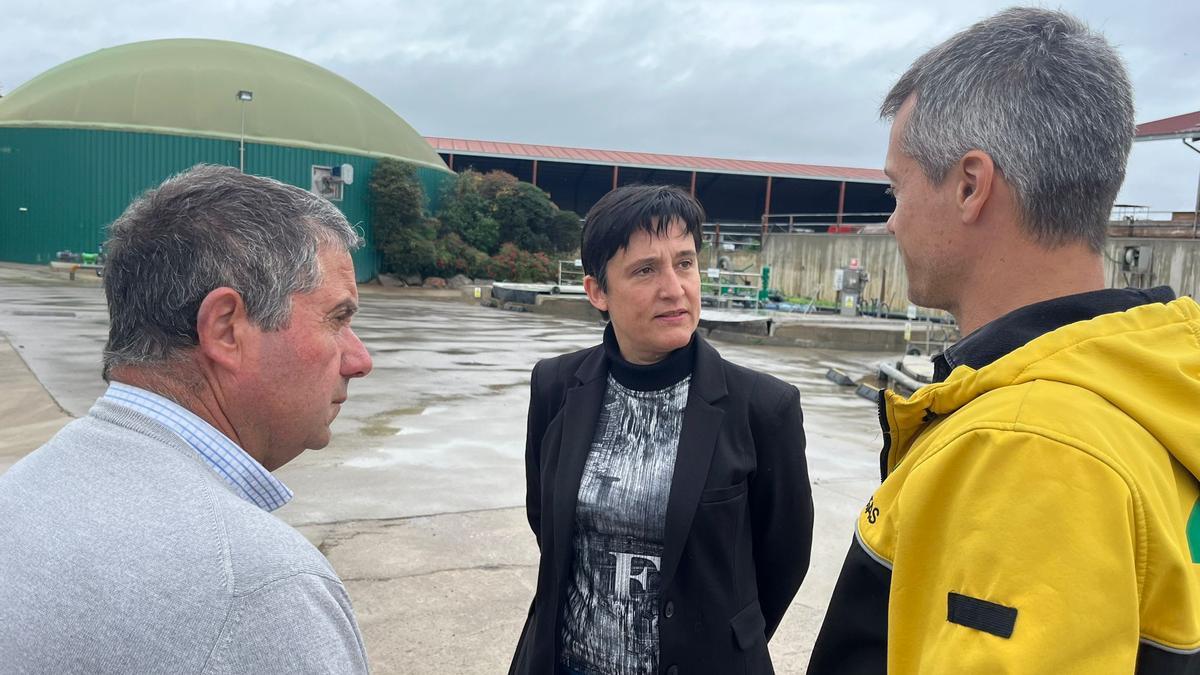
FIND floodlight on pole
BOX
[236,90,253,172]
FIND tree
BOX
[492,181,555,252]
[439,171,501,254]
[377,166,581,280]
[547,210,583,253]
[371,159,425,231]
[370,159,432,275]
[483,243,556,282]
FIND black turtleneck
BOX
[602,323,696,392]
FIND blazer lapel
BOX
[551,346,608,584]
[659,335,728,591]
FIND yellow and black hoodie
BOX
[808,287,1200,674]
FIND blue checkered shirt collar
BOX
[102,381,294,512]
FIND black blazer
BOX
[510,334,813,675]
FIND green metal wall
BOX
[0,127,451,281]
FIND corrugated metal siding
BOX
[0,127,452,281]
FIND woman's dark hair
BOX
[581,185,705,290]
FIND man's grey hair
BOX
[881,7,1134,252]
[102,164,363,379]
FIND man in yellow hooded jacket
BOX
[808,7,1200,674]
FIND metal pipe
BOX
[767,211,893,218]
[239,105,246,173]
[879,266,888,317]
[235,90,253,172]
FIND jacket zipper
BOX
[877,392,891,482]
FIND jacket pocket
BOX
[701,479,748,503]
[730,599,767,650]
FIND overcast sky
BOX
[4,0,1198,211]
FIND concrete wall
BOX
[1104,238,1200,297]
[703,247,761,274]
[762,234,909,309]
[762,233,1200,308]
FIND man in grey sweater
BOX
[0,165,373,673]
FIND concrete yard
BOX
[0,263,886,673]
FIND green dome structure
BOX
[0,39,452,279]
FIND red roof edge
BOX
[1134,110,1200,141]
[423,136,888,183]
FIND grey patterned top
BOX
[559,372,691,675]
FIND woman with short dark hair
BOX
[510,184,813,675]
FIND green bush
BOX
[371,159,431,275]
[548,210,583,253]
[484,243,556,282]
[433,232,490,278]
[492,181,556,252]
[439,170,502,254]
[439,169,577,256]
[380,218,439,277]
[370,159,425,231]
[374,165,574,281]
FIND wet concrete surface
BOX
[0,263,885,672]
[0,266,883,526]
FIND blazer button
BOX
[664,601,675,618]
[666,666,679,675]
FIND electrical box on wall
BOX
[311,165,343,202]
[1121,245,1152,274]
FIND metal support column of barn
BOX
[762,176,773,244]
[448,154,455,171]
[612,165,619,190]
[1185,138,1200,237]
[714,222,721,262]
[836,181,847,228]
[531,159,539,187]
[690,171,697,197]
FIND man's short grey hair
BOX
[102,164,363,378]
[881,7,1134,252]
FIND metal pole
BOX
[710,223,721,303]
[239,103,245,173]
[879,266,888,317]
[531,159,539,187]
[1184,139,1200,238]
[836,181,846,227]
[763,176,773,223]
[1192,165,1200,238]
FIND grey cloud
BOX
[2,0,1196,210]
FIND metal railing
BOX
[700,268,763,310]
[762,212,891,234]
[557,260,585,288]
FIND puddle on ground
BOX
[359,405,426,437]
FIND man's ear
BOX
[957,150,995,225]
[583,275,609,313]
[196,287,250,370]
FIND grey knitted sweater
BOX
[0,399,368,674]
